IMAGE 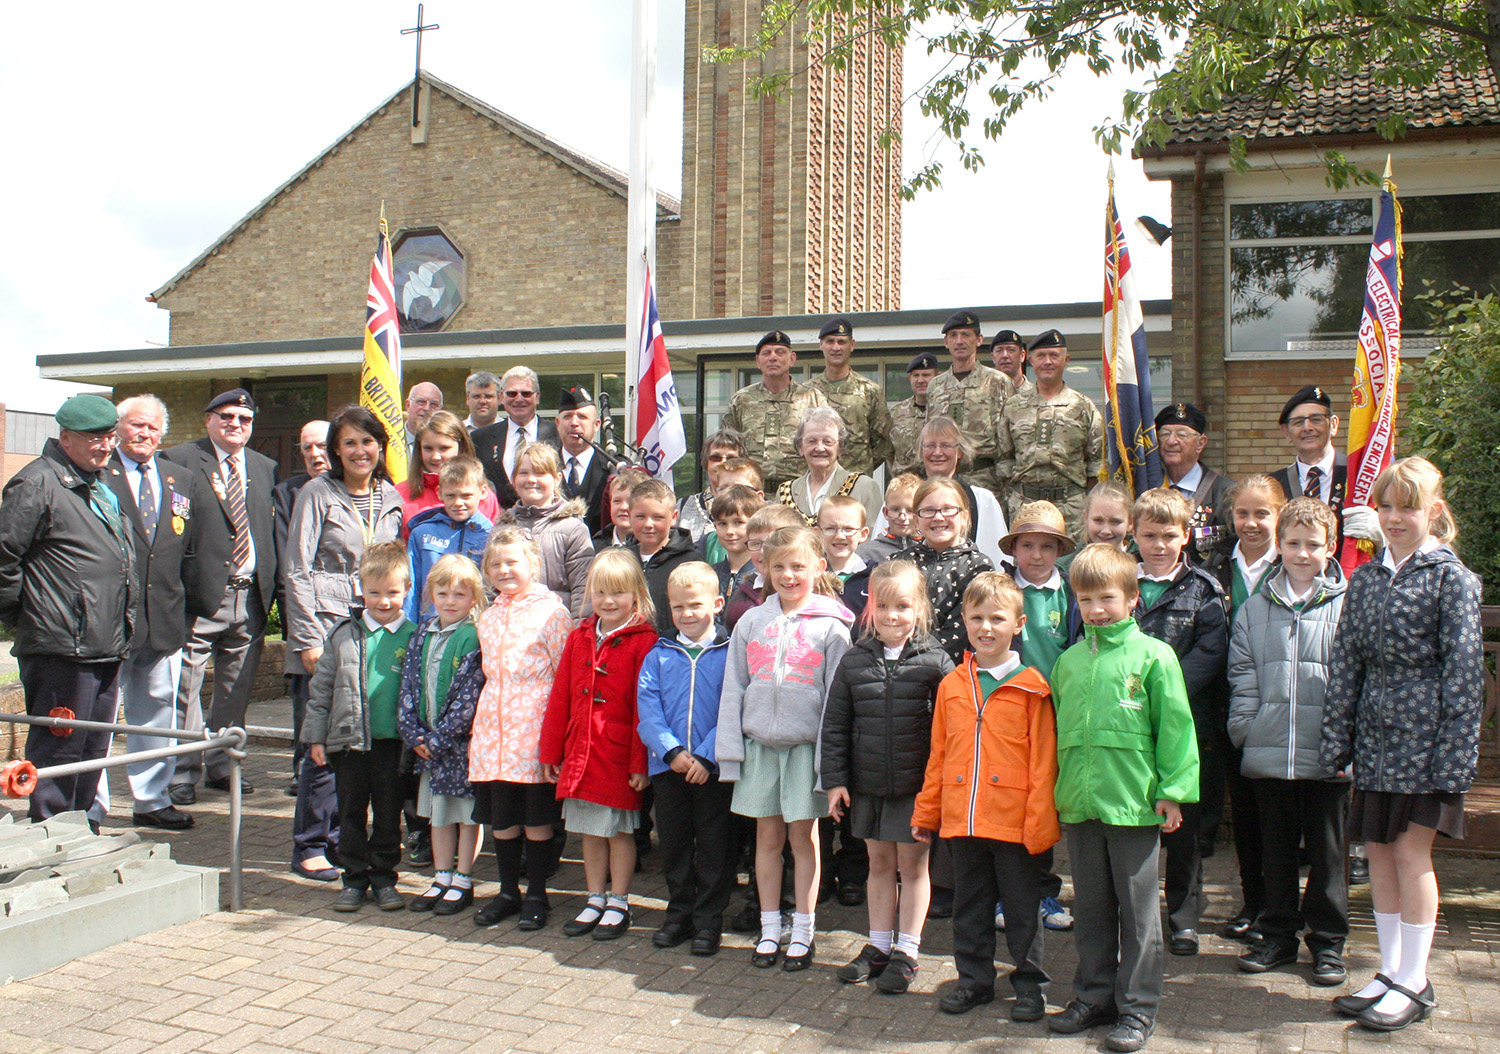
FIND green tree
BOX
[1405,286,1500,602]
[709,1,1500,195]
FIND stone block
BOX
[5,876,68,915]
[64,870,120,897]
[116,858,177,884]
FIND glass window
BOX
[1230,199,1371,240]
[392,230,465,333]
[1401,191,1500,233]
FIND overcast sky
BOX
[0,1,1172,412]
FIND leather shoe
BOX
[927,887,954,918]
[1106,1013,1154,1052]
[836,944,890,984]
[1168,928,1200,956]
[751,939,780,968]
[782,939,815,972]
[433,886,473,915]
[517,897,550,931]
[1356,981,1436,1032]
[1333,973,1395,1016]
[592,907,631,940]
[874,950,917,993]
[168,784,196,806]
[204,775,254,795]
[409,880,449,911]
[690,929,721,956]
[474,894,521,927]
[837,879,866,907]
[1237,941,1298,973]
[373,886,406,911]
[1311,949,1347,986]
[1011,990,1046,1022]
[938,986,994,1015]
[133,806,194,830]
[1218,910,1258,941]
[332,887,366,912]
[290,858,341,882]
[653,921,692,948]
[1048,999,1118,1034]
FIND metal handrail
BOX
[0,712,247,910]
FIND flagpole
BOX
[625,0,659,448]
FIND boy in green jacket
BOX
[1046,545,1199,1053]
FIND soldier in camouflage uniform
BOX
[887,351,938,477]
[995,329,1104,537]
[926,309,1015,493]
[807,316,895,478]
[721,330,828,492]
[989,328,1032,395]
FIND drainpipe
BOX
[1191,150,1205,406]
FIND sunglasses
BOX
[214,412,254,425]
[504,390,536,399]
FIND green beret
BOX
[55,394,119,433]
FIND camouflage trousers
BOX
[1005,481,1089,540]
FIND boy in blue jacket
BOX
[637,561,736,956]
[406,457,493,620]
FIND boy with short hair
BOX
[859,473,923,565]
[710,484,764,601]
[637,561,737,955]
[304,542,419,913]
[913,572,1059,1022]
[722,503,804,631]
[406,457,494,620]
[1129,488,1229,959]
[1049,544,1199,1052]
[1226,497,1350,985]
[629,478,699,634]
[818,494,872,620]
[593,467,651,550]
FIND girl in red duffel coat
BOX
[540,548,659,940]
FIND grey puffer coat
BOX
[1227,564,1348,780]
[505,497,593,619]
[1320,545,1485,793]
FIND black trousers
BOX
[329,739,404,891]
[1161,802,1203,933]
[950,837,1047,996]
[1067,822,1163,1020]
[20,655,120,821]
[653,770,736,932]
[1226,755,1266,914]
[1255,778,1350,953]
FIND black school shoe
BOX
[938,986,994,1014]
[1048,999,1118,1033]
[1237,941,1299,973]
[1010,990,1046,1022]
[782,939,815,972]
[1355,981,1436,1032]
[1333,973,1396,1016]
[836,944,890,984]
[873,951,917,993]
[592,907,631,940]
[1218,909,1259,941]
[409,880,449,912]
[518,897,550,931]
[1105,1013,1154,1052]
[475,894,522,927]
[690,929,721,956]
[1311,949,1347,986]
[653,921,692,948]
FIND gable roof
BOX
[150,71,681,302]
[1154,57,1500,149]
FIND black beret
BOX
[756,330,793,353]
[1154,402,1207,434]
[559,385,595,413]
[1028,329,1066,352]
[205,388,257,414]
[906,352,939,373]
[990,329,1025,348]
[941,309,981,334]
[1279,385,1332,425]
[55,394,119,433]
[818,316,854,340]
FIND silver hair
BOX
[465,371,500,392]
[300,420,330,449]
[501,366,540,392]
[793,406,848,451]
[115,394,170,434]
[919,415,975,469]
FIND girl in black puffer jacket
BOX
[821,560,955,994]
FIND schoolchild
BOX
[722,503,804,631]
[1048,544,1198,1052]
[405,457,493,621]
[305,543,418,913]
[592,467,651,551]
[626,478,700,635]
[540,549,660,939]
[858,473,924,565]
[637,561,736,955]
[818,493,873,620]
[910,477,995,665]
[1227,498,1349,983]
[717,525,854,971]
[1321,458,1484,1031]
[468,527,574,929]
[397,554,488,916]
[710,484,764,602]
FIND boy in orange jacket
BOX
[913,572,1060,1023]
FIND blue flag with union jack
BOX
[1102,182,1161,496]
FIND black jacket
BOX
[0,439,136,661]
[162,438,279,623]
[104,452,201,653]
[629,528,701,635]
[820,634,955,797]
[1271,453,1358,569]
[559,448,610,533]
[1132,561,1230,728]
[470,416,561,507]
[272,472,312,607]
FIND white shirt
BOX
[362,611,408,634]
[1137,558,1185,584]
[1168,461,1204,500]
[1232,542,1276,591]
[677,630,717,649]
[1297,448,1337,503]
[979,654,1023,682]
[1381,535,1440,575]
[882,643,905,660]
[502,416,539,478]
[1018,567,1063,592]
[211,440,256,573]
[563,446,596,487]
[120,453,161,517]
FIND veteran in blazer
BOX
[470,366,561,507]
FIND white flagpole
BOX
[624,0,658,448]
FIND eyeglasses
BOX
[214,412,254,425]
[705,452,733,463]
[504,390,536,399]
[920,441,958,453]
[73,432,118,447]
[916,505,962,520]
[885,508,914,521]
[1286,414,1331,429]
[821,525,861,536]
[746,539,768,552]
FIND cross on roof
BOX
[401,3,440,127]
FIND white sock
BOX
[440,873,472,900]
[1354,911,1403,998]
[574,893,606,922]
[869,929,894,954]
[789,911,814,952]
[599,893,630,924]
[759,910,782,950]
[451,872,473,889]
[894,931,920,959]
[1371,920,1436,1014]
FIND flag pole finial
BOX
[1107,160,1115,183]
[1383,155,1393,181]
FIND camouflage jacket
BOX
[809,371,896,477]
[995,384,1104,489]
[887,397,926,477]
[926,364,1015,463]
[721,380,827,489]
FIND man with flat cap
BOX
[0,395,136,823]
[722,330,828,491]
[1155,402,1233,560]
[926,309,1016,492]
[989,329,1031,394]
[163,388,279,801]
[807,316,894,478]
[556,385,610,529]
[888,352,937,477]
[995,329,1103,535]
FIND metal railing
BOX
[0,712,247,910]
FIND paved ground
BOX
[2,726,1497,1054]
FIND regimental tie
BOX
[223,455,251,570]
[567,456,581,495]
[138,461,158,545]
[1304,465,1323,502]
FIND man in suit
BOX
[471,366,560,506]
[163,388,279,802]
[106,395,202,829]
[556,385,609,531]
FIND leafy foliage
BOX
[1405,285,1500,602]
[705,1,1500,196]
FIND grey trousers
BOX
[121,647,183,811]
[172,586,264,785]
[1066,821,1164,1021]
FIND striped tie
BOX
[223,456,251,571]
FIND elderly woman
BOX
[506,442,594,619]
[284,405,406,880]
[400,410,503,532]
[778,406,883,528]
[914,416,1008,568]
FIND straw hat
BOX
[999,500,1076,556]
